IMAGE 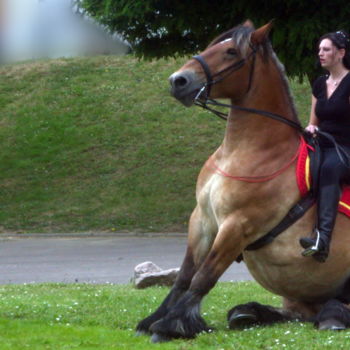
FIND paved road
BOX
[0,234,252,285]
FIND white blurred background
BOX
[0,0,130,63]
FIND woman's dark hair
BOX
[318,30,350,69]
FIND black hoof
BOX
[136,321,152,335]
[135,330,148,337]
[228,310,258,329]
[151,333,171,343]
[318,319,346,331]
[149,314,210,340]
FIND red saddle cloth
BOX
[296,138,350,217]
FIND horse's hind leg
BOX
[228,298,350,331]
[227,302,301,329]
[315,299,350,330]
[136,208,216,336]
[228,297,318,329]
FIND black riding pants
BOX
[317,146,350,234]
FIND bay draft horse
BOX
[136,21,350,342]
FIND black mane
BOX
[208,24,270,60]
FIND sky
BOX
[1,0,128,62]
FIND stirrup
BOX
[301,229,321,257]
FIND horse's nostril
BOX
[174,76,188,88]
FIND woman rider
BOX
[300,30,350,262]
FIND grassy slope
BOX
[0,55,310,233]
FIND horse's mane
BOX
[208,24,300,124]
[208,25,271,60]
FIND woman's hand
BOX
[305,124,319,134]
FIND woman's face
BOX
[318,38,344,69]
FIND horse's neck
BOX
[223,61,299,155]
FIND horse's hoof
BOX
[135,330,148,337]
[318,319,346,331]
[228,311,258,329]
[151,333,171,343]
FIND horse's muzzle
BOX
[169,71,203,107]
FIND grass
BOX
[0,282,347,349]
[0,55,311,234]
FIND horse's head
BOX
[169,21,273,107]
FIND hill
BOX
[0,56,310,233]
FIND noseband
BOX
[192,45,303,132]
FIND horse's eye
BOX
[226,48,237,56]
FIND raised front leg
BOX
[149,219,245,341]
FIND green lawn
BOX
[0,55,310,234]
[0,282,347,349]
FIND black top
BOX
[312,72,350,146]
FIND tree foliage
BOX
[79,0,350,80]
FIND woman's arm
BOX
[305,95,319,133]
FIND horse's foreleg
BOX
[149,219,244,340]
[136,247,197,336]
[136,208,216,336]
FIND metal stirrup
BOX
[301,229,321,256]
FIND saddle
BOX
[297,133,350,217]
[241,133,350,256]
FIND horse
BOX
[136,20,350,342]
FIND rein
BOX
[196,98,304,131]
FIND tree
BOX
[79,0,350,81]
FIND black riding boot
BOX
[299,183,341,263]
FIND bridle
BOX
[192,46,256,102]
[192,44,304,132]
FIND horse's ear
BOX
[250,20,274,45]
[242,19,254,28]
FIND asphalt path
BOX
[0,234,253,285]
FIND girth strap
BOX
[245,193,315,251]
[242,134,321,254]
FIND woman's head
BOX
[318,30,350,70]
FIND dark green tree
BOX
[79,0,350,81]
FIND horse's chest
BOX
[197,174,237,220]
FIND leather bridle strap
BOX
[192,55,213,98]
